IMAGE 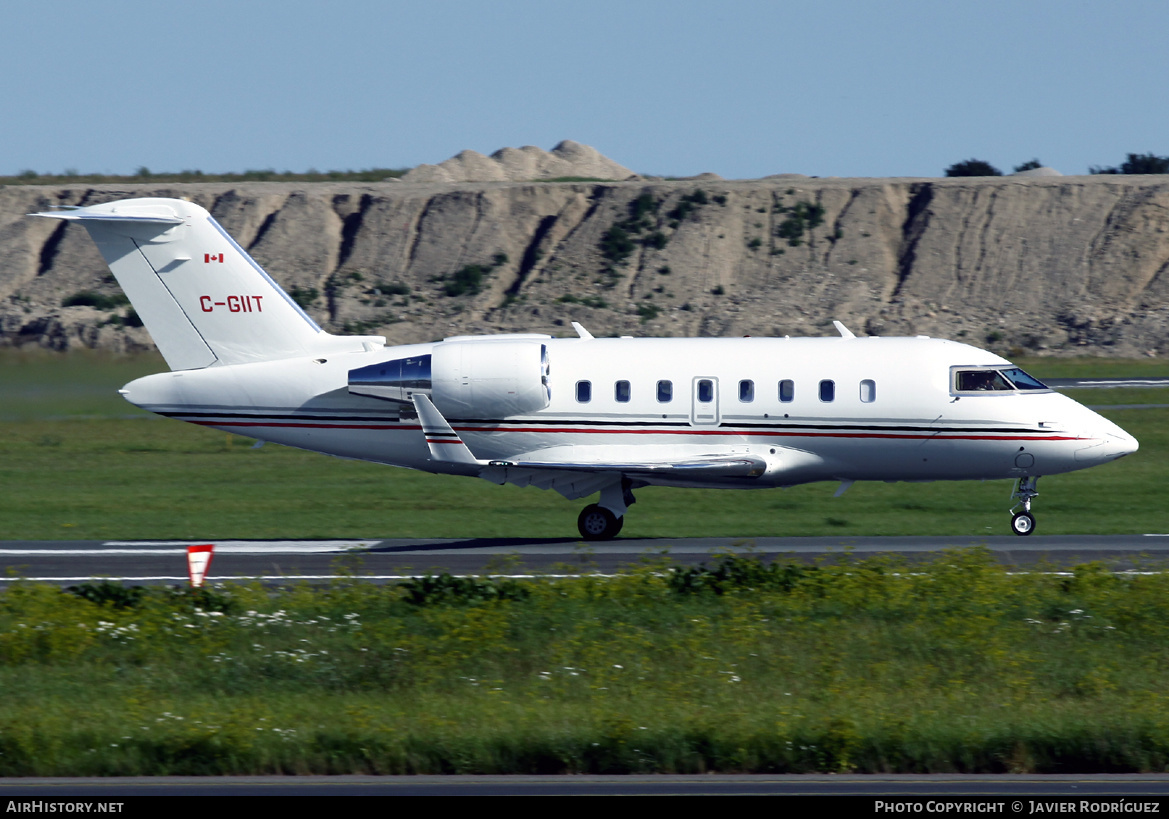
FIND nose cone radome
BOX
[1075,414,1139,465]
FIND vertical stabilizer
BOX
[30,198,376,370]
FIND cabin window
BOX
[738,380,754,402]
[860,379,876,403]
[779,379,795,403]
[657,380,673,402]
[697,379,714,403]
[819,379,835,402]
[615,380,631,402]
[576,380,592,402]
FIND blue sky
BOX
[3,0,1166,179]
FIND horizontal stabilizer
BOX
[31,210,183,226]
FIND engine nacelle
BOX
[348,339,550,419]
[432,339,550,419]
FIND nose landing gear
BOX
[1009,476,1039,536]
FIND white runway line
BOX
[0,541,379,555]
[0,574,590,583]
[1071,379,1169,388]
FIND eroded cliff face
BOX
[3,175,1169,358]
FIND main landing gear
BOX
[1009,476,1039,536]
[576,477,636,540]
[578,504,624,540]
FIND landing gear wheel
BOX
[1011,511,1036,536]
[577,504,624,540]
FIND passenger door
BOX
[690,377,721,426]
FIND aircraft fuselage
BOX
[119,334,1135,490]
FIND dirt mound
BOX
[401,140,635,183]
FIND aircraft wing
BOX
[477,458,765,503]
[411,393,767,494]
[485,455,766,478]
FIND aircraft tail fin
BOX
[30,198,382,370]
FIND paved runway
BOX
[4,534,1169,585]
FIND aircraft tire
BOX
[1011,511,1036,536]
[578,504,623,540]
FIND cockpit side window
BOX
[955,370,1013,392]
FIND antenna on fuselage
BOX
[571,322,594,340]
[832,320,856,339]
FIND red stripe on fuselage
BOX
[182,419,1083,442]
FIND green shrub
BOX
[775,201,825,247]
[65,582,146,611]
[399,573,529,606]
[444,264,489,297]
[666,189,709,222]
[945,159,1003,177]
[600,226,636,266]
[667,554,813,595]
[558,294,607,309]
[289,286,320,309]
[1090,153,1169,175]
[61,291,129,310]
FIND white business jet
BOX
[32,198,1138,539]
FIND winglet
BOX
[571,321,594,340]
[411,394,485,467]
[832,320,856,339]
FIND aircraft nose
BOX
[1074,415,1138,464]
[1111,428,1139,458]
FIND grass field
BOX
[4,551,1169,774]
[0,350,1162,540]
[3,351,1169,775]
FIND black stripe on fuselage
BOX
[155,409,1055,437]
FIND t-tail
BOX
[31,198,382,370]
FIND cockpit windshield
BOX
[953,366,1049,393]
[999,367,1048,390]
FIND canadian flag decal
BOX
[204,253,224,263]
